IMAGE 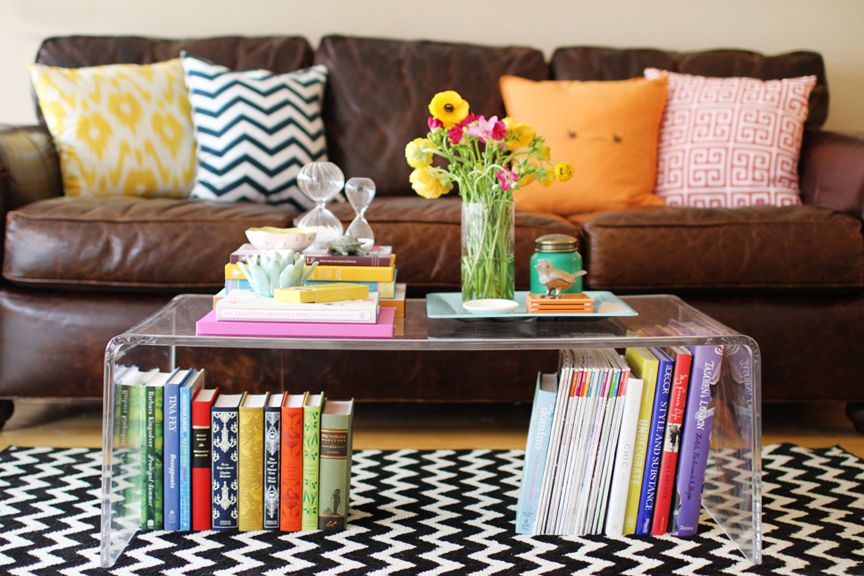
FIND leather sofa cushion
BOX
[550,47,828,131]
[330,197,579,290]
[3,197,299,290]
[316,35,548,197]
[583,206,864,292]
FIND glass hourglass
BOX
[297,162,345,248]
[345,177,376,248]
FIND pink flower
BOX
[427,116,444,131]
[448,125,464,144]
[497,168,518,191]
[467,115,507,142]
[491,118,507,141]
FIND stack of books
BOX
[113,366,354,532]
[516,322,722,537]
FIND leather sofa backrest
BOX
[316,35,548,197]
[551,47,829,131]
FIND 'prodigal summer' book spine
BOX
[263,405,281,530]
[318,400,354,530]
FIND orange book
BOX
[280,392,307,531]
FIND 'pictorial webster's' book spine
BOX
[211,404,240,530]
[515,375,557,535]
[671,345,723,537]
[163,380,181,531]
[143,386,164,530]
[280,404,304,531]
[635,351,674,535]
[239,403,265,531]
[318,404,354,530]
[302,399,323,530]
[263,406,281,530]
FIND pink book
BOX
[195,307,395,339]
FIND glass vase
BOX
[461,199,515,302]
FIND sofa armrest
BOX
[800,130,864,219]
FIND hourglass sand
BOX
[296,162,345,248]
[345,177,376,248]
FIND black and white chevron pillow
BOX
[182,54,328,209]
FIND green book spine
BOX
[126,384,144,522]
[318,403,353,530]
[143,386,164,529]
[301,401,323,530]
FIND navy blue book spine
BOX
[211,406,240,530]
[263,406,281,529]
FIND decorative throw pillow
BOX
[500,75,668,218]
[30,59,196,198]
[182,54,328,209]
[645,68,816,207]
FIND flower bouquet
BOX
[405,90,572,302]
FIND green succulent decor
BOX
[236,251,318,298]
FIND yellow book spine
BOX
[238,406,264,531]
[274,283,370,303]
[622,348,659,535]
[225,263,245,280]
[308,262,395,283]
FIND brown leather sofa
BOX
[1,35,862,431]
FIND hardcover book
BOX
[229,243,393,266]
[302,393,325,531]
[142,371,172,530]
[196,307,396,339]
[226,277,398,299]
[211,393,245,531]
[239,393,268,531]
[163,369,192,531]
[216,289,379,324]
[263,394,284,530]
[179,370,205,531]
[280,393,306,532]
[114,367,146,521]
[226,258,397,283]
[318,399,354,530]
[191,387,218,531]
[516,373,558,534]
[604,377,644,536]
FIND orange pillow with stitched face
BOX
[500,75,668,218]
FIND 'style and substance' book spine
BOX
[179,370,205,531]
[163,369,187,531]
[211,393,244,531]
[280,393,306,532]
[239,394,268,531]
[302,393,325,531]
[318,399,354,530]
[516,374,558,535]
[263,394,283,530]
[191,387,218,531]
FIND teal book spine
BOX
[178,377,199,531]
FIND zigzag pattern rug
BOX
[0,444,861,575]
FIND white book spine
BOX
[216,307,377,323]
[605,377,645,536]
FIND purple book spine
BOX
[670,344,723,536]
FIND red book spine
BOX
[280,406,304,531]
[191,388,218,530]
[651,352,692,535]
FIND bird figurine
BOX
[534,259,587,298]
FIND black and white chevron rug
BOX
[0,444,861,575]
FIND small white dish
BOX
[245,227,317,252]
[462,298,520,315]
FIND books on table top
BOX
[226,257,396,284]
[230,243,394,267]
[196,306,397,339]
[216,289,380,324]
[225,275,399,299]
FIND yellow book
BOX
[274,283,369,303]
[225,263,245,280]
[239,393,268,531]
[622,347,659,535]
[308,256,397,283]
[379,283,407,319]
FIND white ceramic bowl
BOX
[245,227,317,252]
[462,298,520,315]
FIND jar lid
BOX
[535,234,577,252]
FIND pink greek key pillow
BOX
[645,68,816,208]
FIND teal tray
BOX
[426,291,639,319]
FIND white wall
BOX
[2,0,862,131]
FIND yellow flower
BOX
[405,138,436,169]
[538,144,551,161]
[554,162,574,182]
[539,169,556,187]
[518,172,536,187]
[409,167,453,199]
[503,117,536,150]
[428,91,470,129]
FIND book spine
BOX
[263,407,281,529]
[191,400,213,530]
[211,407,240,530]
[318,412,353,530]
[163,382,180,531]
[238,406,264,531]
[672,345,723,536]
[143,387,164,530]
[304,254,392,267]
[308,279,395,298]
[605,378,644,536]
[179,386,192,531]
[652,352,692,535]
[217,307,376,324]
[515,377,557,534]
[623,358,658,535]
[126,385,144,520]
[308,265,395,283]
[113,382,132,522]
[302,405,322,530]
[635,355,673,534]
[280,407,304,531]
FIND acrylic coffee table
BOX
[100,293,761,567]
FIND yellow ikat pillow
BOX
[30,59,196,198]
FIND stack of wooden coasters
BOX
[526,292,595,314]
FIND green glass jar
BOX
[530,234,583,294]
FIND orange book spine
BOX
[280,406,304,531]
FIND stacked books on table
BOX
[113,366,354,532]
[516,323,723,537]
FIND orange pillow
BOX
[500,75,668,217]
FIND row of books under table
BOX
[115,366,353,532]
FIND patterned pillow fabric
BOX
[182,54,328,209]
[645,68,816,208]
[30,59,196,198]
